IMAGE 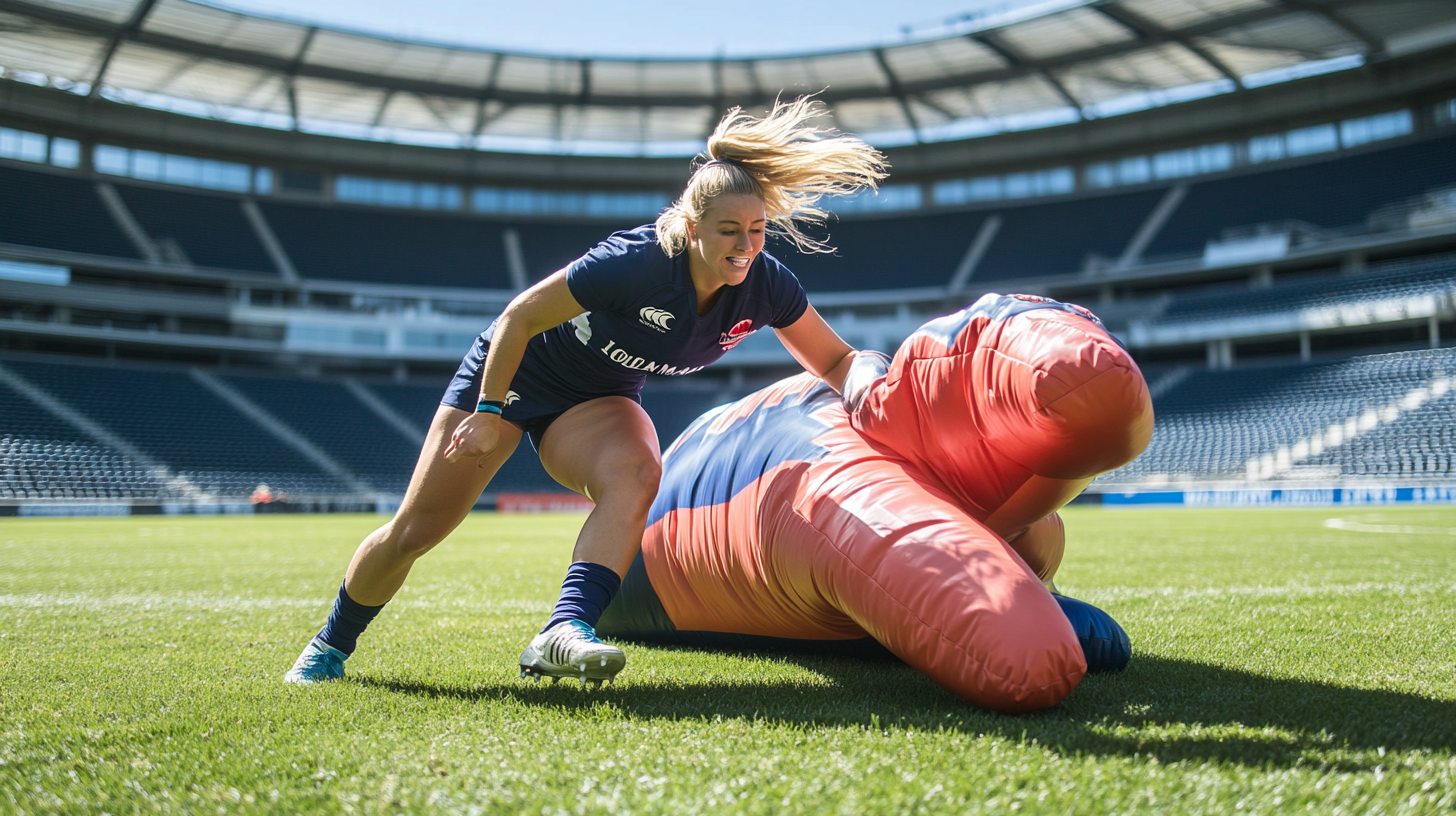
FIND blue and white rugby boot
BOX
[283,637,348,684]
[519,620,625,688]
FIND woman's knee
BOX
[598,450,661,507]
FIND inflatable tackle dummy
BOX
[598,294,1154,713]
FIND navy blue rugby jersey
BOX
[485,225,809,406]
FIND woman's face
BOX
[688,193,767,291]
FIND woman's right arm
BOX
[443,270,587,466]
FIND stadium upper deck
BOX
[0,0,1453,387]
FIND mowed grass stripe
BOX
[1,509,1453,814]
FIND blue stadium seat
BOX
[117,184,277,273]
[1103,347,1456,482]
[364,380,561,493]
[0,164,139,258]
[0,375,171,500]
[1146,134,1456,258]
[1157,252,1456,323]
[771,209,993,292]
[508,220,640,283]
[1,357,346,498]
[974,188,1165,282]
[258,201,516,289]
[220,374,422,493]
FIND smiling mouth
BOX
[727,257,750,268]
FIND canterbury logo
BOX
[504,391,520,406]
[639,307,675,331]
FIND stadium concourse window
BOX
[1086,143,1234,188]
[1249,110,1413,164]
[827,184,922,215]
[0,127,79,168]
[93,145,254,193]
[1085,110,1415,189]
[470,187,669,218]
[335,175,462,211]
[932,167,1074,206]
[1438,99,1456,127]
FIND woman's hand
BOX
[443,411,503,467]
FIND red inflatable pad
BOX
[633,296,1152,711]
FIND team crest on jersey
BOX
[639,307,675,332]
[719,319,756,350]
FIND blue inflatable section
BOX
[646,380,838,528]
[1053,594,1132,673]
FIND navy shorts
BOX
[441,333,637,452]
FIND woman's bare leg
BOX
[343,404,524,605]
[537,396,662,578]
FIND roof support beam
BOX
[873,49,921,143]
[370,89,394,127]
[972,32,1083,112]
[468,53,506,146]
[1276,0,1384,55]
[88,0,159,98]
[285,27,318,132]
[1095,2,1244,87]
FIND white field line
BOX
[1077,580,1456,603]
[0,592,548,614]
[1324,517,1456,535]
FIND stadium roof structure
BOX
[0,0,1453,157]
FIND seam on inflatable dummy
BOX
[1039,363,1133,411]
[798,507,1079,697]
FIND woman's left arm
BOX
[775,304,857,394]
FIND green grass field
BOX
[2,507,1454,814]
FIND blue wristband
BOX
[476,400,503,415]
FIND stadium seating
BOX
[220,374,422,493]
[0,164,139,258]
[364,380,560,493]
[0,357,348,498]
[771,209,992,291]
[257,201,518,289]
[1104,347,1456,483]
[1146,133,1456,259]
[4,338,1454,504]
[116,185,277,273]
[1151,252,1456,323]
[0,375,172,501]
[507,220,640,283]
[971,188,1166,282]
[3,133,1454,292]
[1312,388,1456,478]
[638,385,734,448]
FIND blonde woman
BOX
[286,97,887,686]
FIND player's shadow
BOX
[357,645,1455,770]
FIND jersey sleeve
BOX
[764,256,810,328]
[565,228,662,313]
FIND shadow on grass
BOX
[356,648,1456,769]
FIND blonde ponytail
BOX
[655,96,888,256]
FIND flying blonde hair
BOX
[655,96,888,256]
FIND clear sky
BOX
[204,0,1038,59]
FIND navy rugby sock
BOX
[317,581,386,656]
[543,561,622,632]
